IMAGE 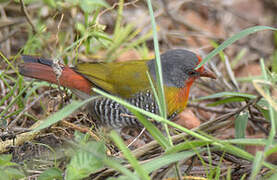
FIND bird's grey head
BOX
[147,49,200,88]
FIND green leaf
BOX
[0,169,9,180]
[0,155,18,167]
[38,168,63,180]
[66,142,105,180]
[0,154,12,164]
[2,167,25,179]
[196,26,277,69]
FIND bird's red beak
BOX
[199,68,216,79]
[196,56,216,79]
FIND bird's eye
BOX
[187,70,197,76]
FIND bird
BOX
[19,49,216,128]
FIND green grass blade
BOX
[33,97,96,131]
[195,92,256,101]
[145,0,166,118]
[166,140,210,154]
[235,111,249,149]
[128,110,170,149]
[196,26,277,69]
[249,151,264,180]
[258,59,276,153]
[110,131,150,180]
[0,78,33,118]
[222,138,272,146]
[142,149,200,173]
[146,0,171,148]
[207,97,246,106]
[103,159,139,180]
[235,111,248,139]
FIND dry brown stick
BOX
[19,0,36,34]
[248,103,269,135]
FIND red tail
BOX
[19,56,92,94]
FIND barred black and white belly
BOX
[87,90,159,128]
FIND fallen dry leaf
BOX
[173,108,200,129]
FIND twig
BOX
[19,0,36,34]
[248,102,269,135]
[127,127,146,148]
[61,120,100,141]
[56,13,64,45]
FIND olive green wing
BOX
[76,60,152,98]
